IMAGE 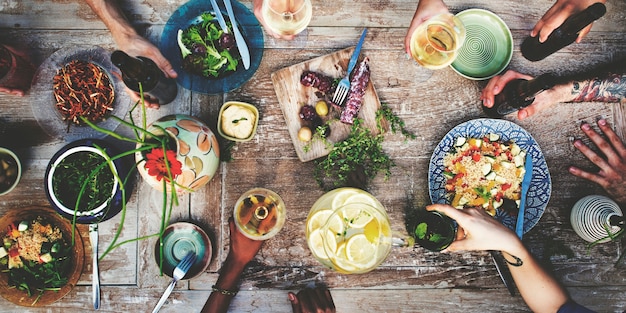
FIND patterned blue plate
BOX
[428,118,551,234]
[160,0,264,94]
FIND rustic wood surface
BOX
[0,0,625,312]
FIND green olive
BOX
[315,100,329,117]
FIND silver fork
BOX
[332,29,367,105]
[151,251,197,313]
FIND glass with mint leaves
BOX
[413,210,457,252]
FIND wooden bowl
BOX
[0,206,84,306]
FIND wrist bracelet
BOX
[502,253,524,267]
[212,285,238,296]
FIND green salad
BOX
[0,217,72,301]
[178,12,240,78]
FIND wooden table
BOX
[1,0,625,312]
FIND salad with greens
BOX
[0,217,72,301]
[178,11,240,78]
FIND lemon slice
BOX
[308,229,334,260]
[340,203,374,228]
[331,189,360,209]
[307,209,332,233]
[344,192,381,209]
[307,209,344,235]
[345,233,376,263]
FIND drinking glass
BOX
[412,210,457,252]
[233,188,286,240]
[261,0,312,37]
[409,13,466,70]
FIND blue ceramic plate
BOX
[428,118,551,234]
[160,0,264,94]
[155,222,212,279]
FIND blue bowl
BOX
[44,139,132,224]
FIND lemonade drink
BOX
[306,188,392,274]
[234,188,286,240]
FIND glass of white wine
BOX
[234,188,286,240]
[261,0,312,37]
[409,13,466,70]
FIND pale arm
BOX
[531,0,607,43]
[481,68,626,120]
[84,0,177,108]
[404,0,449,55]
[427,204,570,313]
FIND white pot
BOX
[570,195,623,243]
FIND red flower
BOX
[144,148,183,182]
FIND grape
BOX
[299,105,318,121]
[219,33,235,50]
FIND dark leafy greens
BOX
[180,12,240,78]
[1,218,73,302]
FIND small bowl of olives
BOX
[0,147,21,196]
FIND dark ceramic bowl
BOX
[44,139,131,224]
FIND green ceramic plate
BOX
[451,9,513,80]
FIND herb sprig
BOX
[314,103,415,190]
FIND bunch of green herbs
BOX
[314,103,415,190]
[80,86,185,274]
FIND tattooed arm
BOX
[482,62,626,120]
[570,73,626,103]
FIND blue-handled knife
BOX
[347,29,368,75]
[223,0,250,69]
[515,153,533,239]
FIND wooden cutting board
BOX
[271,47,382,162]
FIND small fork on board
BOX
[332,29,367,105]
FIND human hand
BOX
[569,119,626,204]
[114,33,178,109]
[0,44,34,96]
[404,0,449,56]
[0,86,26,97]
[426,204,522,254]
[531,0,607,43]
[226,217,264,267]
[288,286,335,313]
[252,0,297,41]
[481,69,574,120]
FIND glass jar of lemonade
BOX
[306,188,393,274]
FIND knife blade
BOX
[89,223,101,310]
[209,0,228,33]
[490,250,516,296]
[223,0,250,70]
[515,153,533,239]
[347,29,368,76]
